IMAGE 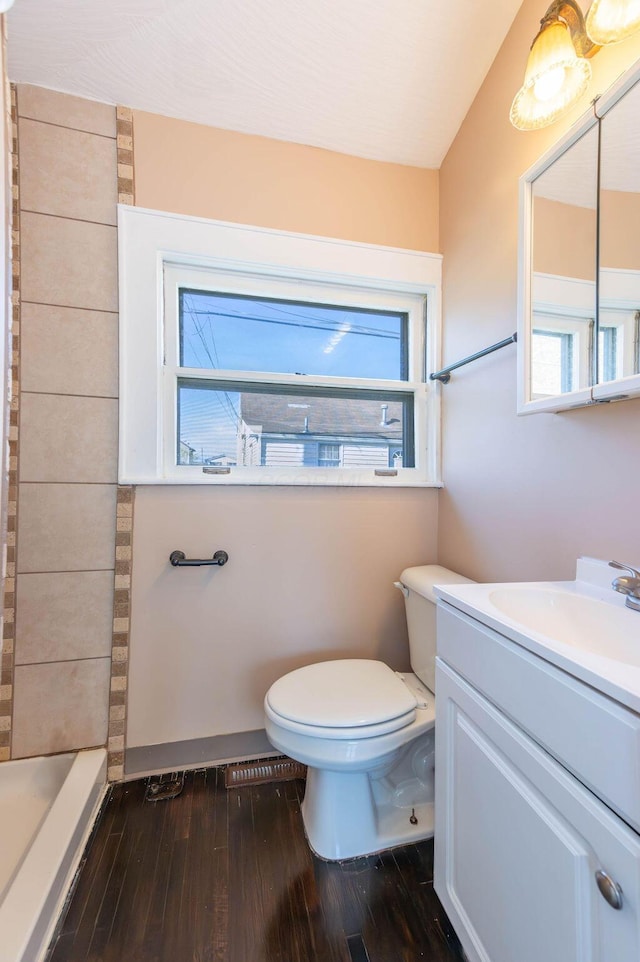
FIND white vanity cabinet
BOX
[434,601,640,962]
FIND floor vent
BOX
[225,756,307,789]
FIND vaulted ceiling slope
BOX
[7,0,523,168]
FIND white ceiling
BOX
[7,0,523,169]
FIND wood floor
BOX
[47,767,465,962]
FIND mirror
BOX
[518,61,640,413]
[596,78,640,391]
[530,125,598,401]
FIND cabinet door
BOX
[434,658,640,962]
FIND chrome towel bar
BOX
[430,332,517,384]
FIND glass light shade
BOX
[510,20,592,130]
[586,0,640,43]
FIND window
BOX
[171,276,417,473]
[318,444,340,468]
[598,308,639,383]
[119,207,442,485]
[531,306,639,397]
[531,312,594,397]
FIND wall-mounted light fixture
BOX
[510,0,640,129]
[586,0,640,43]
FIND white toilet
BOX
[264,564,472,860]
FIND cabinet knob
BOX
[595,869,623,910]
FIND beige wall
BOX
[600,190,640,270]
[437,1,640,583]
[533,192,640,279]
[128,487,438,746]
[532,197,596,280]
[128,115,440,749]
[133,110,439,252]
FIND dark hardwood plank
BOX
[392,839,435,884]
[260,782,350,962]
[101,785,172,962]
[227,783,262,962]
[335,855,380,938]
[56,789,120,939]
[361,852,463,962]
[134,777,184,962]
[48,767,464,962]
[86,781,159,958]
[181,767,229,962]
[49,831,126,962]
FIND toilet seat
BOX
[265,659,418,740]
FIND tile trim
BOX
[107,484,134,780]
[116,107,134,207]
[0,83,20,761]
[107,106,135,782]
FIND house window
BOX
[118,207,442,486]
[318,444,341,468]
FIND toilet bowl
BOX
[264,565,473,861]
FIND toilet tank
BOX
[397,565,474,693]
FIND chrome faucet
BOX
[609,561,640,612]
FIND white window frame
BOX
[118,205,443,486]
[598,307,639,382]
[317,443,341,468]
[531,311,594,398]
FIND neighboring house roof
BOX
[239,393,403,440]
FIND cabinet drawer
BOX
[437,601,640,831]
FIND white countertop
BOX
[434,561,640,715]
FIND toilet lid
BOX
[265,659,417,730]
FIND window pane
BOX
[531,330,574,396]
[179,289,407,380]
[318,443,340,467]
[598,326,618,383]
[177,381,414,468]
[598,310,639,382]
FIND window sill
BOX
[119,471,444,488]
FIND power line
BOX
[183,307,400,340]
[182,294,241,424]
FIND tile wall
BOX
[6,85,121,761]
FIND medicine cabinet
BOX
[518,60,640,414]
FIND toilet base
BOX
[300,735,435,860]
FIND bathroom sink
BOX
[487,586,639,666]
[434,558,640,720]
